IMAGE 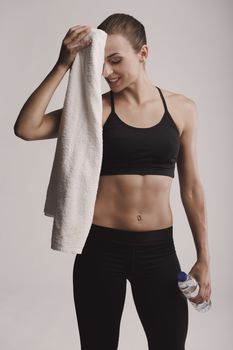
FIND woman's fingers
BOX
[64,26,91,45]
[56,24,92,70]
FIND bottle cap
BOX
[177,271,188,282]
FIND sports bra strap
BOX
[156,86,168,112]
[110,90,115,113]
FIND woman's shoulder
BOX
[162,87,198,138]
[161,86,195,105]
[162,87,197,119]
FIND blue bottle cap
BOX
[177,271,188,282]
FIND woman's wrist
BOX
[197,253,210,265]
[53,61,70,74]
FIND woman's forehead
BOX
[104,34,130,56]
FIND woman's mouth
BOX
[108,77,121,86]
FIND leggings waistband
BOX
[88,223,173,244]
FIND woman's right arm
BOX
[14,63,68,140]
[14,25,92,140]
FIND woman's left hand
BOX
[188,259,212,304]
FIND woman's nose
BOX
[102,63,113,77]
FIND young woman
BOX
[14,13,211,350]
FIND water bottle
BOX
[177,271,212,312]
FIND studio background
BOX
[1,0,232,349]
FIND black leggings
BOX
[73,224,189,350]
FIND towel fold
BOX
[43,28,107,254]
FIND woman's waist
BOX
[93,196,173,231]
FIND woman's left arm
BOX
[177,96,211,304]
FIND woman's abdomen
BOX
[93,174,173,231]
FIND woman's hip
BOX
[76,223,180,277]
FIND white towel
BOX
[43,28,107,254]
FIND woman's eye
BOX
[111,60,121,64]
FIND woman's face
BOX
[102,33,147,91]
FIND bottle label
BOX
[178,276,199,298]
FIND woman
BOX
[14,13,211,350]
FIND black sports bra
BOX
[100,86,181,178]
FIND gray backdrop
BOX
[1,0,232,349]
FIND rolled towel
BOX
[43,28,107,254]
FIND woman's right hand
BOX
[56,25,92,70]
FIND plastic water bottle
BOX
[177,271,212,312]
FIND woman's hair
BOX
[97,13,147,67]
